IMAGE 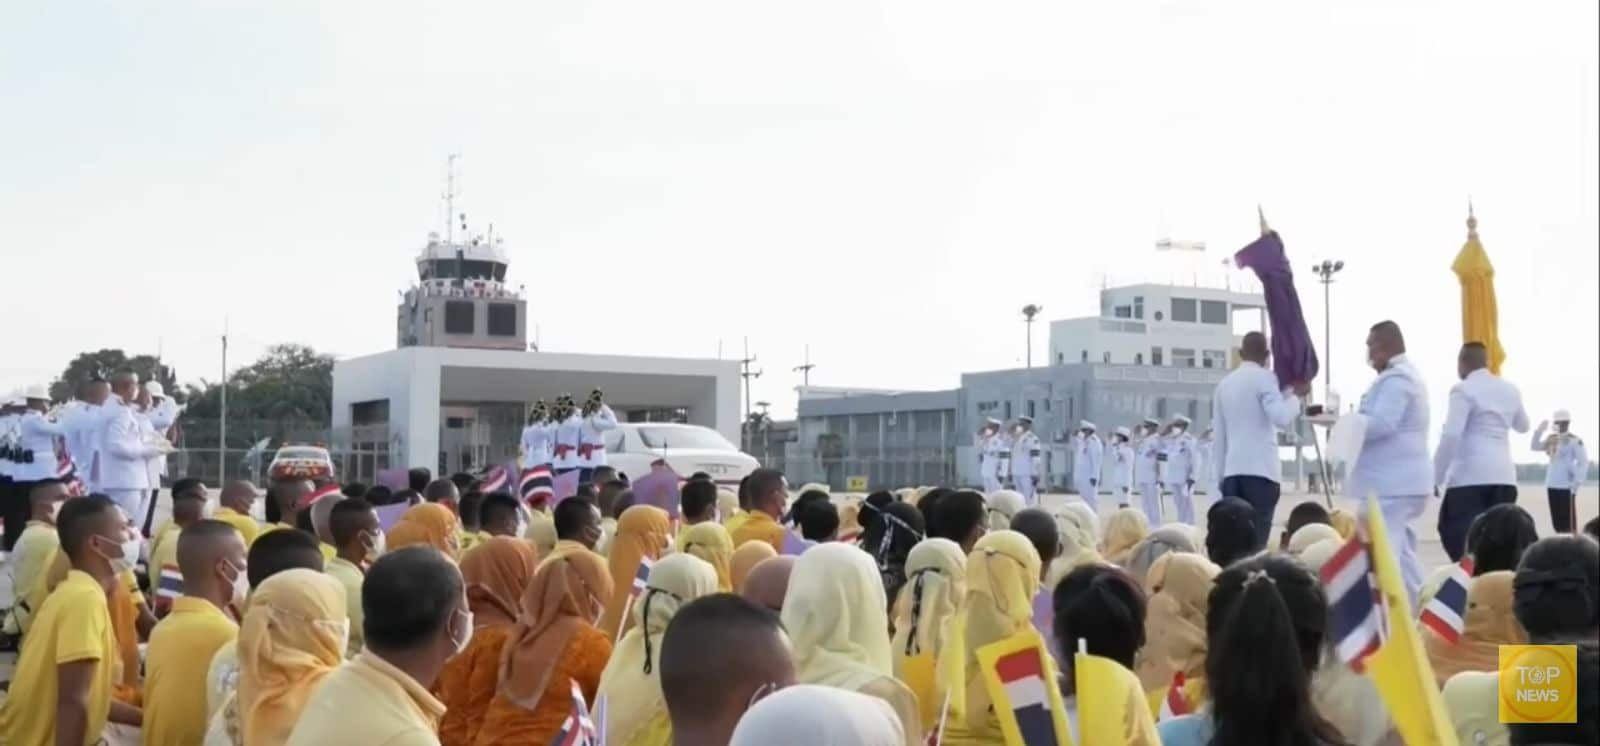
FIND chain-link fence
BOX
[162,418,396,486]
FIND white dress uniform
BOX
[1348,354,1431,604]
[144,392,180,482]
[577,404,618,474]
[96,394,161,521]
[1072,425,1104,510]
[977,426,1006,494]
[1010,426,1043,504]
[1135,426,1164,523]
[1531,411,1589,533]
[1433,369,1527,489]
[59,401,101,476]
[1163,422,1198,525]
[520,421,555,468]
[1107,430,1135,504]
[1194,434,1213,495]
[552,413,584,473]
[14,410,66,482]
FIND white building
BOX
[1048,283,1266,370]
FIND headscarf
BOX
[236,568,349,746]
[780,542,894,692]
[742,556,795,612]
[892,539,968,659]
[1124,525,1198,584]
[1286,523,1342,558]
[597,553,719,746]
[985,490,1026,532]
[730,540,778,592]
[715,489,740,523]
[940,531,1042,732]
[524,510,557,557]
[498,549,614,709]
[730,685,906,746]
[1048,503,1103,587]
[675,521,734,591]
[1101,507,1149,567]
[1328,508,1357,540]
[1133,552,1219,692]
[461,536,539,628]
[1425,570,1526,685]
[386,503,461,559]
[873,503,926,605]
[599,505,673,640]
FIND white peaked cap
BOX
[1553,409,1572,422]
[1079,420,1096,430]
[985,417,1002,426]
[1171,414,1192,425]
[1115,426,1132,438]
[144,381,166,398]
[22,383,50,401]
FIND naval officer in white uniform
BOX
[97,370,169,529]
[1071,421,1103,510]
[976,418,1005,493]
[1531,408,1590,533]
[1010,416,1043,504]
[1432,342,1528,560]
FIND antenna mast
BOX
[793,344,816,387]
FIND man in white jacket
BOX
[1432,342,1528,560]
[1071,421,1103,511]
[96,370,169,531]
[1212,332,1306,549]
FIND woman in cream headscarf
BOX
[1047,503,1102,587]
[386,503,462,560]
[598,505,673,640]
[1424,570,1525,686]
[1132,552,1218,713]
[730,685,907,746]
[890,538,967,733]
[715,488,740,525]
[1284,523,1341,559]
[439,537,539,746]
[985,490,1026,532]
[524,508,558,558]
[475,549,615,745]
[937,530,1042,745]
[675,521,734,592]
[1101,507,1149,568]
[1124,525,1198,586]
[596,554,720,746]
[781,542,923,746]
[729,540,777,592]
[209,568,347,746]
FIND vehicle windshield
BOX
[635,426,736,451]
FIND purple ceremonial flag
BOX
[631,462,683,518]
[551,470,583,507]
[1233,231,1320,389]
[375,468,409,492]
[374,502,410,531]
[780,530,815,556]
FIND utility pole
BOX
[1021,304,1042,368]
[738,337,761,452]
[1311,259,1346,399]
[219,320,229,486]
[793,345,815,387]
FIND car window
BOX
[603,429,624,453]
[635,426,736,451]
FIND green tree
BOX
[181,344,334,448]
[50,349,176,402]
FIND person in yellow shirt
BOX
[546,497,605,563]
[730,468,790,554]
[7,477,70,637]
[150,478,210,617]
[286,546,469,746]
[477,492,526,540]
[214,479,263,546]
[0,494,144,745]
[143,519,246,745]
[326,497,381,654]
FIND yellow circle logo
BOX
[1499,644,1578,724]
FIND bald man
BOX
[144,520,245,744]
[1433,342,1529,561]
[213,480,262,545]
[739,556,795,613]
[1348,321,1431,603]
[1212,331,1307,549]
[661,594,796,746]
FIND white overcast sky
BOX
[3,1,1595,460]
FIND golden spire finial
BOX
[1467,198,1478,239]
[1258,204,1270,236]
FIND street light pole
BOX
[1311,260,1345,400]
[1021,304,1042,368]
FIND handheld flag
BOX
[479,463,511,494]
[552,470,582,507]
[1232,223,1319,390]
[520,464,555,509]
[548,679,598,746]
[631,462,682,518]
[1419,556,1473,644]
[374,502,410,531]
[630,555,655,598]
[296,481,341,510]
[975,627,1073,746]
[1452,205,1506,374]
[155,564,183,615]
[1359,494,1460,745]
[1158,673,1192,722]
[1320,531,1386,669]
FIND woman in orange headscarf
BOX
[729,540,777,593]
[473,549,615,745]
[216,568,348,746]
[438,537,539,746]
[675,521,734,591]
[1424,570,1525,686]
[597,505,673,640]
[387,503,462,560]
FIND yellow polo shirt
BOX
[731,511,786,554]
[213,507,262,546]
[0,569,117,746]
[325,557,367,654]
[10,520,60,635]
[143,596,240,746]
[261,522,337,561]
[285,650,447,746]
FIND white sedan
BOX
[603,423,758,487]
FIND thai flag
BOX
[297,482,341,510]
[520,465,554,509]
[992,648,1061,746]
[548,680,598,746]
[779,530,815,556]
[155,564,183,613]
[55,437,74,479]
[1419,556,1473,644]
[1158,672,1192,722]
[480,464,511,494]
[631,555,655,598]
[1319,532,1386,670]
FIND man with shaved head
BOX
[1211,330,1308,550]
[1433,342,1529,562]
[213,479,262,546]
[661,594,796,746]
[143,520,245,744]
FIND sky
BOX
[3,1,1596,461]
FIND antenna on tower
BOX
[793,344,816,387]
[739,338,762,452]
[443,154,460,244]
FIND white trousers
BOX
[1014,472,1037,503]
[103,488,146,525]
[981,471,1003,494]
[1362,494,1428,608]
[1138,482,1162,524]
[1170,482,1196,525]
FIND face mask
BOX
[449,607,474,655]
[514,517,528,539]
[44,501,63,525]
[222,560,250,605]
[96,534,140,574]
[202,501,217,519]
[362,530,386,562]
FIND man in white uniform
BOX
[1212,331,1305,549]
[1531,409,1590,533]
[97,370,168,527]
[60,378,110,482]
[520,400,554,468]
[1347,321,1431,603]
[551,394,582,476]
[1162,415,1199,525]
[576,390,618,483]
[976,418,1005,493]
[1432,342,1528,560]
[1010,416,1042,504]
[1135,418,1164,522]
[1071,421,1103,511]
[1194,428,1214,496]
[1107,426,1134,506]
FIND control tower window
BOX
[444,301,475,334]
[487,303,517,336]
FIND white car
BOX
[603,423,758,487]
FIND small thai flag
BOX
[155,564,183,613]
[993,648,1061,746]
[1419,556,1473,644]
[548,680,598,746]
[297,482,341,510]
[631,555,655,598]
[521,465,555,508]
[480,464,511,494]
[779,530,815,556]
[1319,532,1386,669]
[55,437,74,479]
[1158,672,1192,722]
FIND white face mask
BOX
[449,606,474,655]
[514,517,528,539]
[363,530,386,562]
[202,501,217,519]
[223,560,249,606]
[98,534,141,575]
